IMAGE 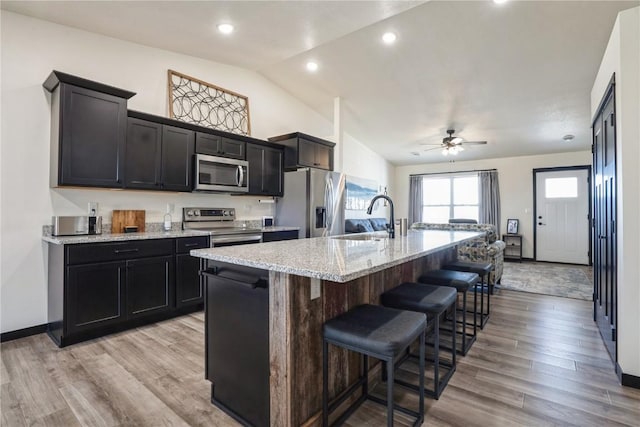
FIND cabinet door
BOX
[297,138,316,168]
[314,143,333,171]
[262,146,283,196]
[59,84,127,187]
[195,132,221,156]
[219,137,245,160]
[67,262,126,334]
[176,254,203,307]
[125,118,162,189]
[161,125,194,191]
[126,256,174,319]
[246,143,264,195]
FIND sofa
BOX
[345,218,389,233]
[410,222,506,287]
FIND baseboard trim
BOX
[1,324,48,343]
[617,363,640,389]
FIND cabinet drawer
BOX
[262,230,298,242]
[67,239,173,265]
[176,236,210,253]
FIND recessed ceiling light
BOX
[563,134,575,142]
[382,32,397,45]
[306,61,319,72]
[217,23,234,35]
[493,0,509,4]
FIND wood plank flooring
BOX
[2,290,639,426]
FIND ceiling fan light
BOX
[442,149,449,156]
[451,137,463,144]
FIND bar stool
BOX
[323,304,427,427]
[418,270,479,355]
[381,282,457,399]
[443,261,493,329]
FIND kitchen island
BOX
[191,229,482,426]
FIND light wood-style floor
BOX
[2,290,639,426]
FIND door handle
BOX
[538,222,546,226]
[236,165,244,187]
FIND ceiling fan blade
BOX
[462,140,487,145]
[419,143,444,146]
[423,146,445,152]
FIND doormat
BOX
[499,261,592,300]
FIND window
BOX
[545,177,578,198]
[421,174,479,223]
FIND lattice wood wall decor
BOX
[168,70,251,136]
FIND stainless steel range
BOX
[182,207,262,247]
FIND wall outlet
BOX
[166,203,175,214]
[88,202,98,216]
[310,278,321,300]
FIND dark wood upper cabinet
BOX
[246,142,284,196]
[43,71,135,188]
[196,132,245,160]
[125,118,162,189]
[161,125,194,191]
[125,118,194,192]
[268,132,335,171]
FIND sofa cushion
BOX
[345,219,375,233]
[368,218,388,231]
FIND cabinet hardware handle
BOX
[184,243,200,247]
[114,248,139,254]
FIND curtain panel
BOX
[479,170,501,233]
[408,175,423,225]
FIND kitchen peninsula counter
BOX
[190,229,482,426]
[191,229,482,283]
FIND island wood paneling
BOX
[269,247,456,426]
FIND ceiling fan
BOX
[421,129,488,156]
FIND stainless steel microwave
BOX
[194,154,249,193]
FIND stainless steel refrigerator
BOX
[276,169,345,239]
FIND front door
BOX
[535,168,590,265]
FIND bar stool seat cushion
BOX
[418,270,479,292]
[381,283,457,314]
[443,261,492,276]
[323,304,426,357]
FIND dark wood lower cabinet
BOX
[67,261,125,334]
[176,254,203,307]
[47,236,208,347]
[126,256,173,319]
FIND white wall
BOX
[0,11,394,333]
[395,151,592,259]
[591,7,640,378]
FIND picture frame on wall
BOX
[507,218,519,234]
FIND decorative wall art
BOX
[345,176,379,211]
[168,69,251,136]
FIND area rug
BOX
[498,261,593,300]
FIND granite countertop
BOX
[190,229,483,283]
[261,226,299,232]
[42,225,300,245]
[42,229,212,245]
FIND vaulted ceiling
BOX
[3,0,637,165]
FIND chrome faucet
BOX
[366,195,395,238]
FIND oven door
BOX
[210,234,263,247]
[195,154,249,193]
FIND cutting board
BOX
[111,210,146,233]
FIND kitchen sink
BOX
[331,233,388,242]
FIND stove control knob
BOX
[186,210,194,217]
[194,211,200,216]
[223,210,230,216]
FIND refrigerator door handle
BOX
[324,178,332,231]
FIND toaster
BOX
[52,216,102,236]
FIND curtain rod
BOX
[409,168,497,177]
